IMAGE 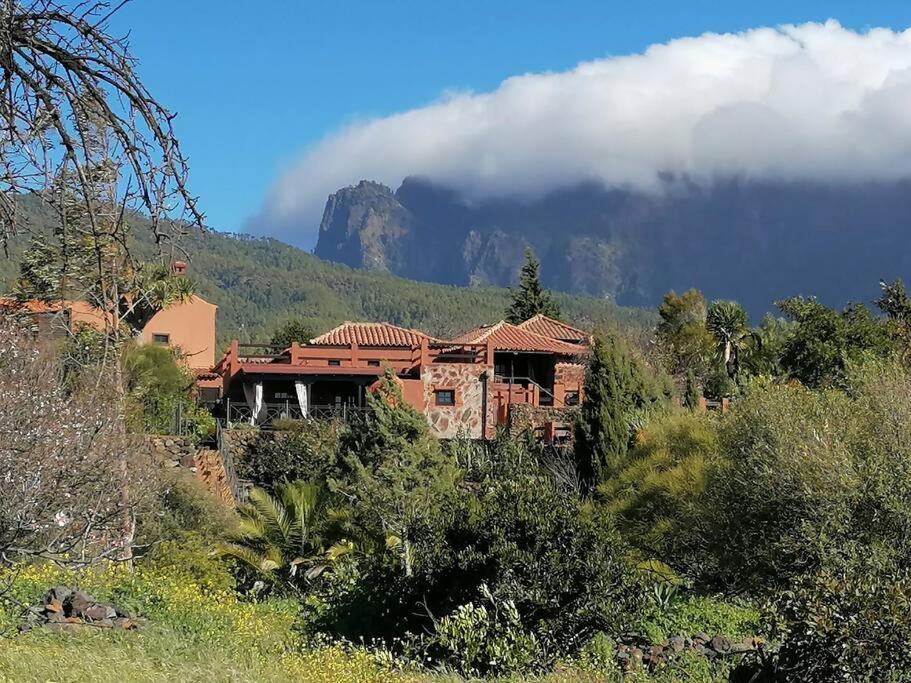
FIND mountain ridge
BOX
[313,176,911,317]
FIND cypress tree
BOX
[574,333,670,492]
[506,247,560,323]
[683,368,700,410]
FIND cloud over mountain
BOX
[251,21,911,244]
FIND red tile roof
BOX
[517,314,590,344]
[452,321,587,355]
[0,297,67,314]
[310,321,439,347]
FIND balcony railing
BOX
[225,400,368,427]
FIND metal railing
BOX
[225,401,368,427]
[216,420,247,504]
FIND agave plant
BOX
[706,300,761,382]
[221,480,358,586]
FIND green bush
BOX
[698,379,861,591]
[767,543,911,682]
[599,410,719,570]
[635,595,759,645]
[236,421,341,488]
[430,587,540,677]
[136,468,236,549]
[122,343,215,440]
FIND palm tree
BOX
[221,480,359,588]
[706,301,761,382]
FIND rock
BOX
[647,644,667,666]
[710,635,732,653]
[44,586,71,606]
[45,610,66,624]
[667,635,686,652]
[83,604,116,621]
[729,639,756,654]
[64,591,95,618]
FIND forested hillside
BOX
[0,196,655,353]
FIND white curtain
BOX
[242,381,264,424]
[294,380,309,418]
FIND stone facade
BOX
[554,362,584,407]
[421,363,494,439]
[509,404,579,444]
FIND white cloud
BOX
[249,21,911,244]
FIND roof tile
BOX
[310,321,438,347]
[517,314,590,344]
[452,320,587,355]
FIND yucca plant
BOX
[706,300,761,382]
[220,480,359,588]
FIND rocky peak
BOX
[316,180,416,272]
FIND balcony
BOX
[225,400,368,428]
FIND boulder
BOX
[83,604,116,622]
[710,635,732,653]
[64,591,95,618]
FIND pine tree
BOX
[574,333,670,492]
[683,368,700,410]
[505,247,560,323]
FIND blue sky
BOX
[110,1,911,242]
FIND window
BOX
[367,359,381,367]
[152,333,170,344]
[328,359,341,367]
[434,389,455,406]
[564,391,580,406]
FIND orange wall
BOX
[140,295,217,369]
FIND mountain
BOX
[314,177,911,317]
[0,195,655,353]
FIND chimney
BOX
[172,260,187,275]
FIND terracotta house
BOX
[209,315,589,441]
[0,294,217,370]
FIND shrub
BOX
[122,343,215,440]
[237,421,341,488]
[599,410,719,570]
[767,543,911,682]
[698,380,861,591]
[635,595,760,645]
[135,467,236,549]
[429,587,540,677]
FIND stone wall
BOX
[421,363,494,440]
[146,435,235,507]
[147,436,197,469]
[554,362,584,407]
[509,404,579,444]
[193,448,234,506]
